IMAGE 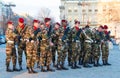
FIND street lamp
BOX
[4,3,16,20]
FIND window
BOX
[82,9,86,12]
[68,9,72,12]
[88,9,92,12]
[95,9,98,12]
[103,9,106,12]
[74,9,78,12]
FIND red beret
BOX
[99,25,104,29]
[75,21,80,24]
[104,25,108,29]
[56,22,61,26]
[44,18,51,22]
[33,19,40,23]
[61,20,67,23]
[19,18,24,23]
[7,21,13,25]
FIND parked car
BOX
[0,35,6,44]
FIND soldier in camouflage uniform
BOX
[101,25,111,65]
[92,27,102,67]
[60,19,69,70]
[81,25,93,68]
[15,18,27,70]
[5,21,20,72]
[51,22,61,67]
[32,20,41,68]
[71,21,81,69]
[24,20,39,73]
[40,18,55,72]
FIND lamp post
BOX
[4,3,16,20]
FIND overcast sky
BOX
[3,0,61,21]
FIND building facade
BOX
[59,0,120,38]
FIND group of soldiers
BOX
[5,17,111,74]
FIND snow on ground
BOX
[0,44,120,78]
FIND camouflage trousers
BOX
[6,43,17,66]
[101,42,109,61]
[26,41,37,68]
[71,42,81,63]
[92,43,100,62]
[18,41,26,66]
[40,42,52,66]
[37,43,41,63]
[57,44,63,65]
[68,43,72,64]
[83,42,92,64]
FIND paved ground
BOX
[0,44,120,78]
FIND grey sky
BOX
[4,0,61,21]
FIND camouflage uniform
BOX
[92,30,101,66]
[6,28,18,72]
[24,26,37,73]
[15,24,27,70]
[70,27,81,69]
[101,31,111,65]
[81,27,93,67]
[40,26,54,72]
[51,29,59,66]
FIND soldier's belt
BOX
[85,40,92,43]
[7,40,14,44]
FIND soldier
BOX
[51,22,61,67]
[25,20,40,73]
[61,19,69,70]
[101,25,111,65]
[32,20,41,68]
[92,27,102,67]
[71,20,81,69]
[15,18,27,70]
[5,21,20,72]
[81,25,93,68]
[40,18,55,72]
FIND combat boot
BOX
[71,63,76,69]
[83,63,92,68]
[6,64,13,72]
[31,67,38,73]
[105,60,111,66]
[75,62,81,69]
[19,62,23,70]
[47,65,55,72]
[13,65,20,71]
[103,60,106,65]
[37,62,40,68]
[61,64,69,70]
[68,62,72,66]
[56,64,62,70]
[97,60,102,66]
[27,67,32,74]
[41,66,47,72]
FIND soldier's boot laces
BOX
[47,65,55,72]
[31,68,38,73]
